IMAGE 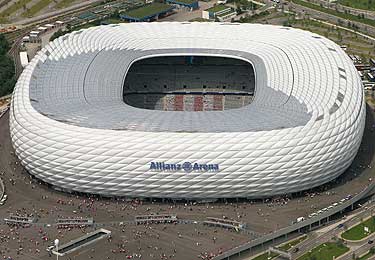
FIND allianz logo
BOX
[149,162,219,172]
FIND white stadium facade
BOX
[10,23,365,199]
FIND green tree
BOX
[50,29,66,42]
[0,34,16,96]
[0,35,10,55]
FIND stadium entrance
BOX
[123,56,255,111]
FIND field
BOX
[338,0,375,11]
[297,242,349,260]
[341,217,375,241]
[0,0,33,22]
[22,0,53,17]
[124,3,172,19]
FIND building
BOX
[202,5,237,21]
[55,21,64,27]
[37,26,47,32]
[28,31,41,43]
[10,23,365,199]
[165,0,199,11]
[44,24,55,30]
[19,52,29,68]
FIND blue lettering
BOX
[149,162,219,172]
[150,162,157,170]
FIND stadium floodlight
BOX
[54,239,59,260]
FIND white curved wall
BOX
[10,23,365,199]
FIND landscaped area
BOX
[297,242,349,260]
[358,248,375,260]
[341,217,375,241]
[123,3,172,19]
[279,235,307,251]
[291,18,375,61]
[338,0,375,11]
[251,235,307,260]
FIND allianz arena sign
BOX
[150,162,220,172]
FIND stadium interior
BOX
[123,56,256,111]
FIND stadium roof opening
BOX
[123,55,255,111]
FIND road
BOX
[287,203,375,259]
[7,30,26,79]
[338,233,375,260]
[307,0,375,20]
[284,0,375,37]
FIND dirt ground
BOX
[0,103,373,260]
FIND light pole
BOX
[54,238,59,260]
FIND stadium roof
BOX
[19,22,360,133]
[10,23,366,198]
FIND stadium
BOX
[10,22,365,199]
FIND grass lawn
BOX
[207,4,229,12]
[124,3,171,19]
[338,0,375,11]
[341,217,375,241]
[297,242,349,260]
[22,0,52,17]
[290,0,375,27]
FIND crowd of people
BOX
[0,116,372,260]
